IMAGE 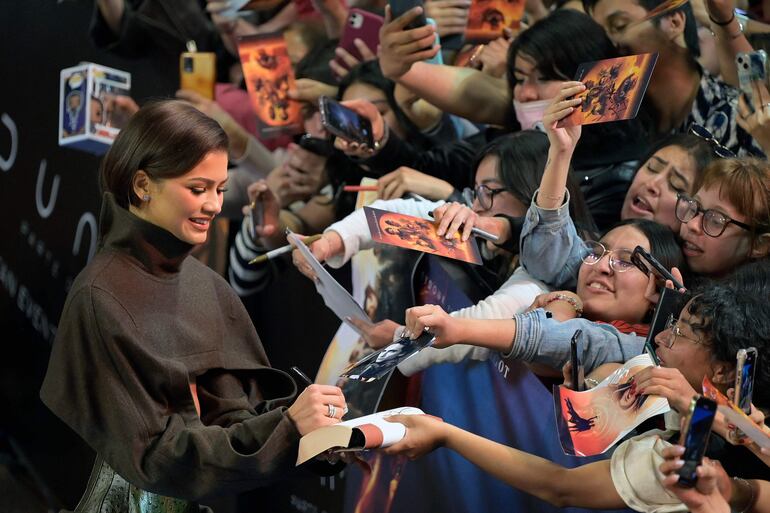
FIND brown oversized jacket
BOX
[41,193,303,509]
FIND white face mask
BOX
[513,98,551,131]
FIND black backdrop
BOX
[0,1,345,511]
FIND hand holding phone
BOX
[389,0,428,29]
[632,246,685,291]
[319,96,375,148]
[677,396,717,488]
[736,50,767,110]
[570,329,585,391]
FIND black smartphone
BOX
[569,329,584,391]
[250,201,264,241]
[632,246,685,291]
[734,347,758,415]
[677,395,717,488]
[298,133,335,157]
[644,287,687,366]
[389,0,427,29]
[318,96,374,148]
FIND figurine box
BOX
[59,63,131,155]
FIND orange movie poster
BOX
[238,33,302,138]
[465,0,524,43]
[364,207,482,265]
[553,354,670,456]
[559,53,658,127]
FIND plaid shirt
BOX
[683,71,766,157]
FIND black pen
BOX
[290,366,314,388]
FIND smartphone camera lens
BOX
[183,56,194,73]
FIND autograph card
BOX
[364,207,482,265]
[238,33,303,139]
[341,331,435,382]
[558,53,658,127]
[465,0,524,42]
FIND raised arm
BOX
[378,7,512,126]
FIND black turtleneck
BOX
[40,193,305,504]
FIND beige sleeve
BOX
[609,430,687,513]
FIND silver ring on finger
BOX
[327,403,336,418]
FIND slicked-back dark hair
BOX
[100,99,228,209]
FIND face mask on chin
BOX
[513,98,551,131]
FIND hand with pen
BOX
[287,368,348,435]
[291,231,345,280]
[432,202,511,246]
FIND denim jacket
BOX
[502,309,645,374]
[520,190,586,290]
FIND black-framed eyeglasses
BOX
[675,193,753,237]
[689,124,736,159]
[580,240,638,273]
[661,314,702,349]
[473,183,508,210]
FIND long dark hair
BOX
[100,100,228,209]
[506,10,648,165]
[506,10,618,91]
[474,131,597,234]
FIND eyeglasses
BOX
[675,193,753,237]
[689,124,736,159]
[660,314,702,349]
[473,183,509,210]
[580,240,638,273]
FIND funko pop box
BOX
[59,62,131,155]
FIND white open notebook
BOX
[296,406,424,465]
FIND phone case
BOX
[319,97,374,147]
[734,347,758,414]
[736,50,767,106]
[678,396,717,487]
[334,9,384,74]
[180,52,216,100]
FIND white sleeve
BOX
[396,268,550,376]
[325,198,444,268]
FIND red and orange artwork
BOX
[559,53,658,127]
[465,0,524,43]
[365,207,482,265]
[238,33,303,138]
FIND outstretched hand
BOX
[382,414,447,459]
